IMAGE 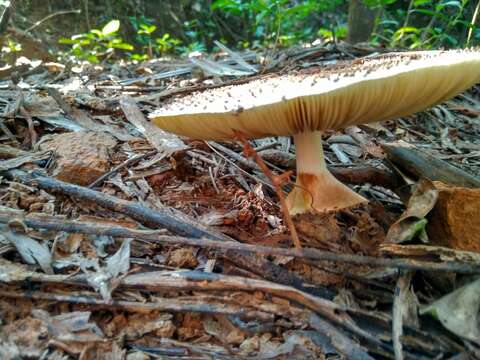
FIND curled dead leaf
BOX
[386,179,438,244]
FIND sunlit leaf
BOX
[71,33,88,40]
[111,42,134,50]
[436,0,462,11]
[88,30,102,38]
[87,55,100,63]
[58,37,76,44]
[102,19,120,36]
[130,53,149,61]
[413,0,431,6]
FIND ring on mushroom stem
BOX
[150,48,480,214]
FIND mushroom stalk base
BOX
[286,131,367,215]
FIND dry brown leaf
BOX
[386,179,438,243]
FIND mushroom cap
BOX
[150,49,480,141]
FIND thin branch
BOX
[88,150,157,188]
[1,209,479,274]
[1,169,330,298]
[235,131,301,250]
[0,289,271,318]
[392,271,413,360]
[13,268,386,355]
[467,0,480,46]
[25,9,81,33]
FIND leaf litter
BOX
[0,41,480,359]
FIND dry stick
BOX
[124,271,388,355]
[1,210,479,274]
[31,269,385,356]
[0,289,270,318]
[329,165,402,190]
[234,132,302,250]
[392,271,413,360]
[383,143,480,188]
[24,9,81,33]
[210,141,401,191]
[205,141,274,191]
[467,0,480,45]
[0,263,445,357]
[0,273,375,357]
[308,313,375,360]
[154,338,227,358]
[18,106,37,147]
[88,149,157,188]
[1,169,332,299]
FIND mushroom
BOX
[150,49,480,214]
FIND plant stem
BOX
[467,0,480,46]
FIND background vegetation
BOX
[2,0,480,63]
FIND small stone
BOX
[39,131,117,185]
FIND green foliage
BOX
[54,0,479,64]
[370,0,479,49]
[59,19,134,63]
[2,38,21,53]
[156,34,182,54]
[210,0,344,47]
[0,38,22,64]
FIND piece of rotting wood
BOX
[383,142,480,188]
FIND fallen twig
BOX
[235,131,301,249]
[88,149,157,188]
[392,271,414,360]
[209,141,401,191]
[1,209,479,274]
[384,142,480,188]
[5,268,385,356]
[0,289,271,318]
[25,9,81,33]
[1,169,332,298]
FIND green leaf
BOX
[363,0,397,7]
[87,54,99,63]
[58,37,77,44]
[89,29,102,38]
[71,33,88,40]
[396,26,420,34]
[211,0,238,11]
[130,53,149,61]
[102,20,120,36]
[411,8,440,17]
[436,0,462,11]
[111,42,134,50]
[138,23,157,35]
[413,0,431,6]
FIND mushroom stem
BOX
[286,131,367,215]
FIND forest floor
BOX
[0,42,480,359]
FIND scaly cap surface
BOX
[150,49,480,140]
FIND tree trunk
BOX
[0,0,15,34]
[347,0,377,44]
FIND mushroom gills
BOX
[286,131,367,215]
